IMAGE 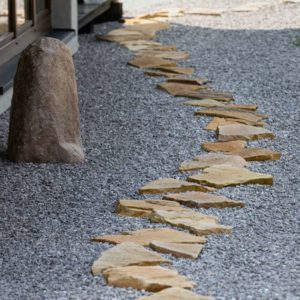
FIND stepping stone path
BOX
[163,192,245,209]
[90,12,281,299]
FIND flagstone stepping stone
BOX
[128,56,177,68]
[139,178,213,194]
[233,2,269,12]
[92,242,170,275]
[179,153,248,171]
[117,199,187,218]
[187,165,273,188]
[138,287,214,300]
[201,140,247,153]
[184,99,226,108]
[205,117,265,131]
[227,103,257,111]
[175,90,234,102]
[218,124,275,141]
[122,18,161,26]
[153,66,194,75]
[125,23,170,35]
[167,77,209,85]
[195,108,266,123]
[103,265,196,292]
[120,40,175,52]
[185,8,224,16]
[158,82,206,96]
[144,70,180,78]
[138,9,185,20]
[163,191,245,209]
[150,210,232,235]
[231,148,281,161]
[96,30,151,43]
[149,241,204,259]
[91,228,206,245]
[135,50,189,60]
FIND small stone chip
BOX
[149,241,204,259]
[91,228,206,245]
[103,265,196,292]
[128,56,177,68]
[92,242,170,275]
[138,287,214,300]
[187,165,273,188]
[150,210,232,236]
[201,140,247,153]
[139,178,213,194]
[230,148,281,161]
[179,153,248,171]
[218,124,275,141]
[163,192,245,209]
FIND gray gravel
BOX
[1,1,300,299]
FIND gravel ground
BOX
[1,1,300,299]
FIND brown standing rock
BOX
[7,38,84,163]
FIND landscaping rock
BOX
[7,37,84,163]
[176,90,234,102]
[205,117,264,130]
[153,66,194,74]
[128,56,177,68]
[135,50,189,60]
[158,82,205,96]
[167,77,209,85]
[201,140,247,152]
[231,148,281,161]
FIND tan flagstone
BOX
[91,228,206,245]
[233,2,270,12]
[103,265,196,292]
[185,8,224,16]
[125,23,170,35]
[167,77,209,85]
[135,50,189,60]
[201,140,247,153]
[230,148,281,161]
[138,287,214,300]
[128,56,177,68]
[218,124,275,141]
[122,18,162,26]
[139,178,214,194]
[187,165,273,188]
[96,32,151,43]
[184,99,226,108]
[117,199,186,218]
[158,82,206,96]
[195,108,266,123]
[179,153,248,171]
[175,90,234,102]
[144,70,180,78]
[138,9,185,20]
[149,241,204,259]
[227,103,257,111]
[150,210,232,235]
[163,191,245,209]
[153,66,194,75]
[120,40,162,51]
[92,242,170,275]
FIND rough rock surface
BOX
[128,56,177,68]
[158,82,204,96]
[91,242,170,275]
[205,117,264,131]
[103,265,196,291]
[138,287,214,300]
[91,228,206,245]
[149,241,204,259]
[230,148,281,161]
[201,140,247,152]
[188,165,273,188]
[135,50,189,60]
[163,192,245,209]
[7,37,84,163]
[218,124,275,141]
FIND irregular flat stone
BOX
[138,9,185,19]
[125,23,170,36]
[175,90,234,102]
[187,165,273,188]
[195,108,266,123]
[149,241,204,259]
[163,192,245,209]
[167,77,209,85]
[103,266,196,292]
[205,117,265,131]
[179,153,248,171]
[92,242,170,275]
[184,99,226,108]
[7,38,84,163]
[138,287,214,300]
[233,2,269,12]
[91,228,206,245]
[185,8,224,16]
[218,124,275,141]
[139,178,213,194]
[201,140,247,153]
[230,148,281,161]
[117,199,186,218]
[122,18,162,26]
[96,31,151,43]
[135,50,189,60]
[120,40,163,51]
[128,56,177,68]
[158,82,205,96]
[144,70,180,78]
[150,210,232,235]
[227,103,257,111]
[153,66,194,75]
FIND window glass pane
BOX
[36,0,47,13]
[0,0,9,36]
[16,0,30,27]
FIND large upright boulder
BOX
[7,37,84,163]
